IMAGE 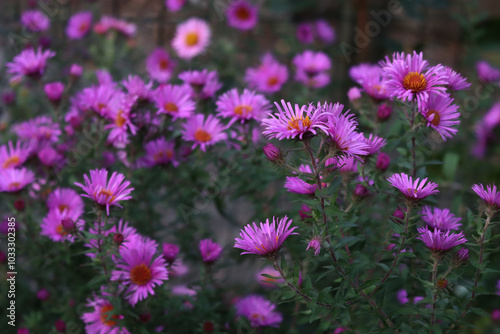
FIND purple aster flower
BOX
[74,169,134,215]
[95,16,136,37]
[387,173,439,200]
[256,266,283,288]
[397,289,409,304]
[166,0,186,12]
[293,50,331,88]
[476,60,500,83]
[315,19,335,44]
[146,48,175,83]
[12,116,61,147]
[442,66,470,91]
[347,87,362,101]
[21,10,50,32]
[44,82,65,102]
[0,141,31,170]
[111,238,168,306]
[324,111,370,158]
[245,53,288,93]
[454,248,469,265]
[6,47,55,83]
[181,114,228,152]
[471,183,500,209]
[420,206,462,231]
[0,168,35,192]
[122,75,152,102]
[226,0,258,31]
[420,93,460,140]
[262,100,329,140]
[417,227,467,253]
[154,84,195,120]
[234,216,298,257]
[199,239,223,264]
[306,236,322,256]
[382,51,447,108]
[361,133,387,156]
[70,64,82,77]
[172,18,211,60]
[179,69,222,99]
[81,294,130,334]
[325,155,358,173]
[349,63,382,84]
[284,164,317,195]
[140,137,178,168]
[216,88,271,125]
[66,11,92,39]
[235,295,282,328]
[47,187,84,218]
[40,209,84,243]
[162,243,180,264]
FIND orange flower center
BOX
[267,76,279,86]
[194,129,212,142]
[287,116,312,131]
[79,23,89,32]
[427,109,441,126]
[100,304,119,326]
[407,188,417,197]
[56,224,68,236]
[58,204,69,213]
[153,150,173,162]
[2,155,20,169]
[235,7,251,20]
[97,103,107,111]
[130,263,152,286]
[185,32,199,46]
[97,189,116,203]
[403,72,427,92]
[159,59,169,70]
[7,182,21,191]
[234,104,253,116]
[115,110,126,127]
[164,102,178,113]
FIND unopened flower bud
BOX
[376,152,390,171]
[454,248,469,265]
[14,199,25,211]
[299,204,312,220]
[377,103,392,121]
[37,288,50,301]
[347,87,362,102]
[113,233,124,245]
[139,313,151,323]
[70,64,82,77]
[162,243,180,264]
[203,321,215,333]
[263,143,284,164]
[354,184,370,197]
[55,319,66,333]
[44,82,64,103]
[437,278,448,290]
[392,207,405,223]
[61,218,75,233]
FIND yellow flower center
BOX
[403,71,427,92]
[194,129,212,142]
[185,32,199,46]
[3,155,20,169]
[100,304,119,326]
[164,102,178,113]
[130,263,152,286]
[427,109,441,126]
[287,116,312,131]
[234,104,253,116]
[97,189,116,203]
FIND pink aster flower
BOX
[361,133,387,156]
[146,48,175,83]
[245,53,288,93]
[324,111,370,158]
[111,238,168,306]
[94,16,136,37]
[471,183,500,209]
[387,173,439,200]
[442,67,470,91]
[105,94,137,147]
[85,220,139,258]
[0,141,31,170]
[284,164,316,195]
[296,23,314,44]
[420,206,462,231]
[47,188,84,218]
[315,19,335,44]
[226,0,258,31]
[476,60,500,83]
[216,88,271,125]
[181,114,228,152]
[37,145,63,167]
[140,137,179,167]
[122,75,152,102]
[44,82,65,102]
[40,209,84,243]
[199,239,223,264]
[293,50,331,88]
[81,295,130,334]
[12,116,61,147]
[172,18,211,59]
[235,295,282,328]
[262,100,329,140]
[256,266,283,288]
[325,155,358,173]
[154,84,195,120]
[21,10,50,32]
[306,236,322,256]
[420,93,460,141]
[6,47,55,83]
[162,243,180,264]
[382,51,447,107]
[417,227,467,253]
[0,168,35,192]
[74,169,134,215]
[166,0,186,12]
[179,69,222,99]
[234,216,298,256]
[349,63,382,84]
[66,11,92,39]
